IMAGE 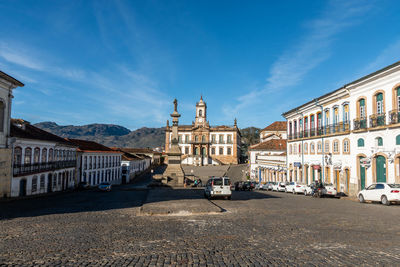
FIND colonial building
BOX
[10,119,78,197]
[249,121,287,183]
[112,148,152,184]
[67,139,123,186]
[0,71,24,198]
[165,97,241,166]
[283,60,400,196]
[118,148,161,166]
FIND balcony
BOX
[325,122,350,134]
[353,117,367,130]
[389,109,400,125]
[13,160,77,177]
[189,140,209,144]
[369,113,386,128]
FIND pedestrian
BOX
[184,177,187,188]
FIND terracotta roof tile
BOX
[261,121,287,132]
[249,139,287,151]
[67,139,121,153]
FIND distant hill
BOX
[34,122,260,154]
[34,122,165,149]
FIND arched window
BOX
[34,148,40,163]
[195,147,199,155]
[376,137,383,146]
[304,143,308,154]
[357,138,364,147]
[317,141,322,153]
[42,148,47,163]
[334,107,339,125]
[324,141,330,153]
[195,135,199,142]
[376,93,384,114]
[343,139,350,154]
[358,99,366,118]
[24,147,32,164]
[333,140,339,153]
[0,100,4,132]
[199,109,202,116]
[32,176,38,192]
[202,135,205,142]
[14,147,22,165]
[40,174,45,190]
[396,135,400,145]
[310,143,315,154]
[289,144,292,155]
[202,147,206,156]
[343,104,349,122]
[49,148,54,162]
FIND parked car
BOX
[272,182,280,191]
[255,183,262,190]
[322,183,337,197]
[204,177,232,200]
[304,183,314,196]
[234,181,243,191]
[78,181,90,190]
[358,183,400,205]
[241,181,255,191]
[98,182,111,192]
[266,182,275,191]
[277,182,287,192]
[286,182,306,194]
[262,182,271,190]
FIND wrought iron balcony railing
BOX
[353,117,367,130]
[13,160,77,177]
[369,113,386,128]
[389,109,400,124]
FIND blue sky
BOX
[0,0,399,130]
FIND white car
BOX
[277,182,287,192]
[358,183,400,205]
[322,183,337,197]
[204,177,232,200]
[285,182,306,194]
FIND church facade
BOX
[165,97,241,166]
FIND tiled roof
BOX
[67,139,120,153]
[261,121,287,132]
[122,153,141,161]
[0,71,24,87]
[249,139,287,151]
[10,119,76,147]
[117,148,160,155]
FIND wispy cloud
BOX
[0,42,44,71]
[361,38,400,74]
[226,0,374,117]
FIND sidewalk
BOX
[139,188,223,216]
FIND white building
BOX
[249,121,287,183]
[67,139,123,186]
[165,97,241,166]
[0,71,24,198]
[117,150,151,184]
[283,60,400,196]
[10,119,78,197]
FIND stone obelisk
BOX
[163,99,185,186]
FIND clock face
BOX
[198,118,203,123]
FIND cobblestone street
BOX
[2,185,400,266]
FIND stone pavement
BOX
[2,185,400,266]
[140,188,222,216]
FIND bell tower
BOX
[195,96,207,127]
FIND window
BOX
[334,107,339,124]
[376,184,385,189]
[343,104,349,122]
[324,141,329,153]
[211,147,215,155]
[317,142,322,153]
[202,147,207,156]
[376,137,383,146]
[227,147,232,155]
[40,175,45,189]
[359,99,366,118]
[317,113,322,129]
[376,93,383,114]
[178,135,182,143]
[14,147,22,165]
[397,86,400,110]
[227,135,232,143]
[24,147,32,164]
[199,109,202,116]
[211,135,216,143]
[53,173,57,187]
[195,147,199,155]
[185,147,189,154]
[34,148,40,163]
[195,135,199,142]
[325,110,330,126]
[219,135,224,143]
[343,139,350,153]
[32,176,38,192]
[219,147,224,155]
[396,135,400,145]
[89,156,92,169]
[357,138,365,147]
[304,143,308,154]
[185,135,189,143]
[42,148,47,163]
[310,143,315,154]
[202,135,205,142]
[49,148,54,162]
[333,141,339,153]
[298,144,301,154]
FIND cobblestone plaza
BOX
[2,178,400,266]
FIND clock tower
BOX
[195,96,207,127]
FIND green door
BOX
[360,157,366,189]
[376,155,386,183]
[312,168,315,181]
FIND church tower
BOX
[194,96,207,127]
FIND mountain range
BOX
[33,122,261,153]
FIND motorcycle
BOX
[312,186,324,198]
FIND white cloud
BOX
[227,0,374,117]
[0,42,44,71]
